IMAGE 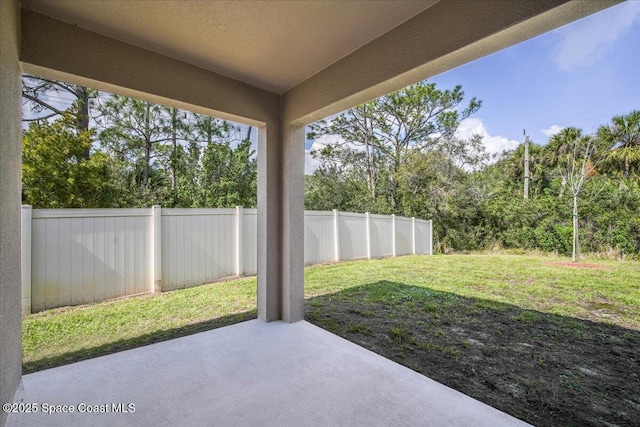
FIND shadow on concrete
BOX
[305,281,640,427]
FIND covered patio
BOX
[8,320,528,426]
[0,1,618,426]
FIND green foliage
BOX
[306,88,640,256]
[597,110,640,177]
[308,80,482,211]
[195,138,257,208]
[22,73,258,209]
[22,112,111,208]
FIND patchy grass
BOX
[305,254,640,427]
[304,254,640,329]
[23,277,257,373]
[23,254,640,426]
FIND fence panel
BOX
[338,212,368,261]
[161,209,236,291]
[304,211,335,265]
[370,214,393,258]
[30,209,152,312]
[243,209,258,275]
[395,217,413,256]
[415,219,432,255]
[26,207,432,312]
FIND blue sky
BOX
[305,1,640,172]
[430,1,640,152]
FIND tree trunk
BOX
[143,103,151,190]
[572,195,580,262]
[625,158,630,178]
[143,141,151,189]
[75,86,91,159]
[364,137,376,200]
[171,109,178,191]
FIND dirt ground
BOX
[546,262,609,270]
[306,282,640,427]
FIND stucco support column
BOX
[257,122,282,321]
[257,120,305,323]
[1,1,24,426]
[281,124,305,323]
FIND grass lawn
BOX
[23,254,640,426]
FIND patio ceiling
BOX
[18,0,619,125]
[19,0,438,94]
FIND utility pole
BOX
[523,129,530,199]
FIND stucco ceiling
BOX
[20,0,438,94]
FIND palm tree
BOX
[597,110,640,177]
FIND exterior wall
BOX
[0,1,22,425]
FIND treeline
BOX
[21,75,257,209]
[305,81,640,258]
[22,75,639,257]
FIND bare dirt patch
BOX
[547,261,608,270]
[306,282,640,427]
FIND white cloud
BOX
[542,125,564,137]
[304,150,321,175]
[554,1,640,71]
[456,118,520,156]
[306,119,519,173]
[304,134,342,175]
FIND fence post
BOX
[428,220,433,255]
[152,205,162,293]
[412,217,416,255]
[392,214,396,257]
[236,206,244,276]
[21,205,32,315]
[365,212,371,260]
[333,209,341,262]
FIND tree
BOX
[305,147,372,212]
[22,74,96,158]
[188,113,257,208]
[197,138,257,208]
[97,95,173,204]
[308,80,481,212]
[597,110,640,177]
[22,111,110,208]
[162,107,190,192]
[551,128,599,262]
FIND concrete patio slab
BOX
[7,320,530,426]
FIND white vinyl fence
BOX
[21,206,432,313]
